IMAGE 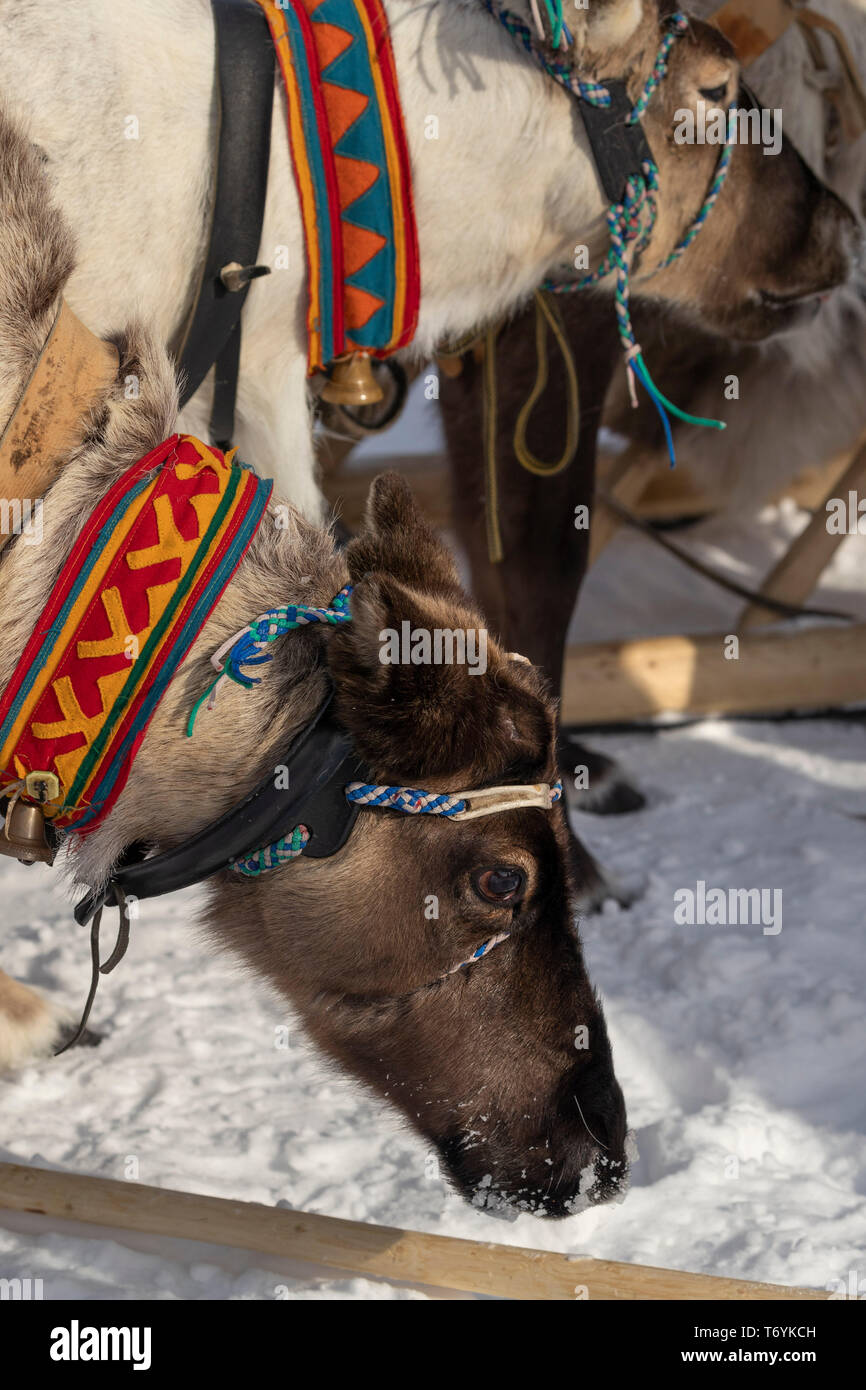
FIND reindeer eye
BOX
[700,84,729,104]
[473,866,526,906]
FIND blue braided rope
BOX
[345,784,468,818]
[443,930,513,976]
[225,586,353,689]
[627,13,689,124]
[188,585,353,735]
[235,780,564,877]
[536,26,733,462]
[649,138,735,274]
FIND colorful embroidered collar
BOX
[0,435,271,833]
[255,0,420,373]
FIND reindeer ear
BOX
[327,571,551,782]
[567,0,644,65]
[342,473,461,598]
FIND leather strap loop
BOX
[0,302,119,552]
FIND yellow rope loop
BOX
[482,319,505,564]
[482,292,581,564]
[513,291,580,478]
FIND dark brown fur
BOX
[204,479,628,1215]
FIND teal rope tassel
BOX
[603,184,726,466]
[541,0,563,50]
[496,1,737,466]
[541,102,736,465]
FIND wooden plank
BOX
[769,448,863,512]
[739,439,866,629]
[0,1162,827,1301]
[632,471,723,520]
[562,624,866,725]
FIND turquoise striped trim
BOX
[0,474,155,753]
[75,472,273,828]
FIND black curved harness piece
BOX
[174,0,275,447]
[577,79,656,205]
[74,693,368,927]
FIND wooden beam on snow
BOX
[0,1162,828,1301]
[562,624,866,725]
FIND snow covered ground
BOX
[1,399,865,1299]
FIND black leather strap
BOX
[74,694,368,925]
[210,318,242,450]
[175,0,276,438]
[578,80,656,205]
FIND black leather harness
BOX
[74,692,368,926]
[577,79,656,205]
[55,692,369,1052]
[173,0,275,449]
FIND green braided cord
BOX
[542,0,562,50]
[480,0,610,105]
[234,824,310,877]
[186,664,248,739]
[484,3,729,454]
[627,13,689,124]
[646,138,735,277]
[608,193,727,435]
[546,162,658,295]
[187,586,353,738]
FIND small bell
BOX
[320,352,384,407]
[0,800,56,865]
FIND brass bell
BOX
[0,800,56,865]
[320,352,384,407]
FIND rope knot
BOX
[188,585,353,736]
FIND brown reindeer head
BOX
[207,476,627,1217]
[552,1,860,339]
[633,8,860,338]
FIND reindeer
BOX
[0,0,855,517]
[604,0,866,509]
[0,106,625,1217]
[438,1,863,823]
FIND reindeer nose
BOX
[441,1069,630,1219]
